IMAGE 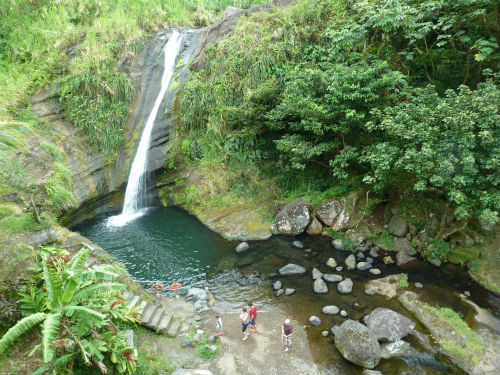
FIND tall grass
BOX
[0,0,268,156]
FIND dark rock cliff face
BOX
[31,29,205,225]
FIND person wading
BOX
[282,319,292,352]
[240,307,250,341]
[248,302,258,333]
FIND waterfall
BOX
[108,31,183,227]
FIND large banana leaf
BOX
[0,312,46,353]
[73,282,126,303]
[41,313,61,363]
[61,278,78,304]
[63,305,106,320]
[68,247,92,276]
[81,269,119,281]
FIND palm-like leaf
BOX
[63,306,106,320]
[42,313,61,363]
[61,278,78,304]
[0,312,46,353]
[18,286,47,315]
[0,121,32,152]
[81,269,119,281]
[73,283,126,303]
[68,247,92,276]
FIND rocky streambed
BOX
[75,207,500,375]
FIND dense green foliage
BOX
[0,246,140,375]
[0,0,269,157]
[180,0,500,227]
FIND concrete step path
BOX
[122,290,181,337]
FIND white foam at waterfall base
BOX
[107,31,183,227]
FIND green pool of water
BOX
[74,207,499,375]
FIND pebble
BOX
[340,310,348,318]
[292,241,304,248]
[415,282,423,289]
[369,268,381,275]
[326,257,337,268]
[322,305,340,315]
[356,252,365,260]
[305,248,312,254]
[383,255,394,265]
[284,288,296,296]
[182,337,194,348]
[235,242,249,253]
[357,261,372,271]
[312,267,323,280]
[309,315,321,326]
[208,335,218,344]
[464,291,471,297]
[273,280,282,290]
[366,257,374,264]
[369,247,379,258]
[321,330,329,337]
[336,266,343,272]
[276,289,284,297]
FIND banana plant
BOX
[0,246,139,374]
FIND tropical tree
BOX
[0,246,140,374]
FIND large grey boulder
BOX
[279,263,306,276]
[393,238,416,255]
[317,192,361,231]
[387,215,408,237]
[312,268,323,280]
[380,340,410,359]
[322,305,340,315]
[323,274,342,283]
[317,200,342,226]
[185,288,214,313]
[365,308,415,342]
[306,217,323,235]
[345,254,356,270]
[274,199,311,235]
[314,278,329,294]
[396,250,417,266]
[334,320,381,369]
[337,278,353,294]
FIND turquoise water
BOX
[74,206,499,375]
[75,207,233,291]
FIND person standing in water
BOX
[282,319,292,352]
[248,302,258,333]
[240,307,250,341]
[216,314,224,336]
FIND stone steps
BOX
[122,290,181,336]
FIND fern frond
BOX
[73,283,126,303]
[54,352,75,367]
[63,306,106,320]
[0,313,46,353]
[42,313,61,363]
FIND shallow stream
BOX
[74,207,500,375]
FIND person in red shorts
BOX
[248,302,258,333]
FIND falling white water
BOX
[108,31,183,227]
